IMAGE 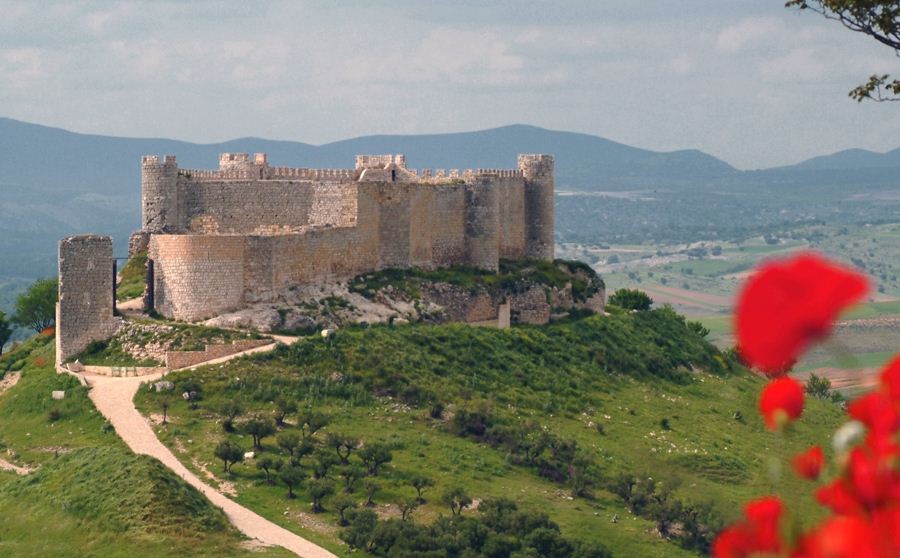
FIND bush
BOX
[608,289,653,311]
[805,373,833,400]
[340,497,611,557]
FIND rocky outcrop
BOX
[198,260,605,332]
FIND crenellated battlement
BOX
[157,153,528,186]
[356,154,407,170]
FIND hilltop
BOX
[0,264,849,557]
[122,303,842,557]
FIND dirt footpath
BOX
[83,356,335,557]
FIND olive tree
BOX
[13,278,57,332]
[214,440,244,473]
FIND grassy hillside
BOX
[0,334,290,557]
[134,309,845,557]
[117,249,147,301]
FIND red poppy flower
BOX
[792,445,825,480]
[796,516,883,558]
[735,252,869,375]
[713,496,784,558]
[848,392,900,438]
[816,478,865,516]
[871,505,900,556]
[759,377,805,430]
[848,444,900,509]
[879,356,900,403]
[713,526,754,558]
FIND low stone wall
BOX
[165,339,271,370]
[63,362,167,377]
[469,302,511,329]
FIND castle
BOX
[56,152,555,362]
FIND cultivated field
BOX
[558,223,900,393]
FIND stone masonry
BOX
[56,235,122,364]
[141,153,556,321]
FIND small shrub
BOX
[429,402,444,419]
[608,289,653,311]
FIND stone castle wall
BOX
[141,153,556,321]
[56,236,122,363]
[180,180,358,235]
[149,235,246,320]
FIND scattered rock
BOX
[281,310,316,332]
[0,371,21,394]
[51,390,65,400]
[153,381,174,392]
[204,307,282,332]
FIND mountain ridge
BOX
[1,116,898,285]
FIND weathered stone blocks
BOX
[56,235,122,364]
[139,153,556,321]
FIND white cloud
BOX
[667,53,695,75]
[716,17,783,54]
[0,47,60,89]
[759,47,829,82]
[2,2,900,168]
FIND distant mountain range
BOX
[784,147,900,171]
[1,116,899,283]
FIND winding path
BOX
[81,336,337,558]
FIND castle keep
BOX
[138,153,555,321]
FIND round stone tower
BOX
[465,175,500,272]
[141,155,179,232]
[518,154,555,261]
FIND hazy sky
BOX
[2,0,899,169]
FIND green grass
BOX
[675,259,750,277]
[692,314,734,346]
[117,250,148,301]
[0,333,290,557]
[134,311,845,557]
[74,337,164,366]
[843,300,900,319]
[795,350,897,372]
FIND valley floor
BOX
[558,222,900,394]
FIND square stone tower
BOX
[55,235,122,364]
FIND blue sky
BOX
[1,0,898,168]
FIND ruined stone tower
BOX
[55,235,122,364]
